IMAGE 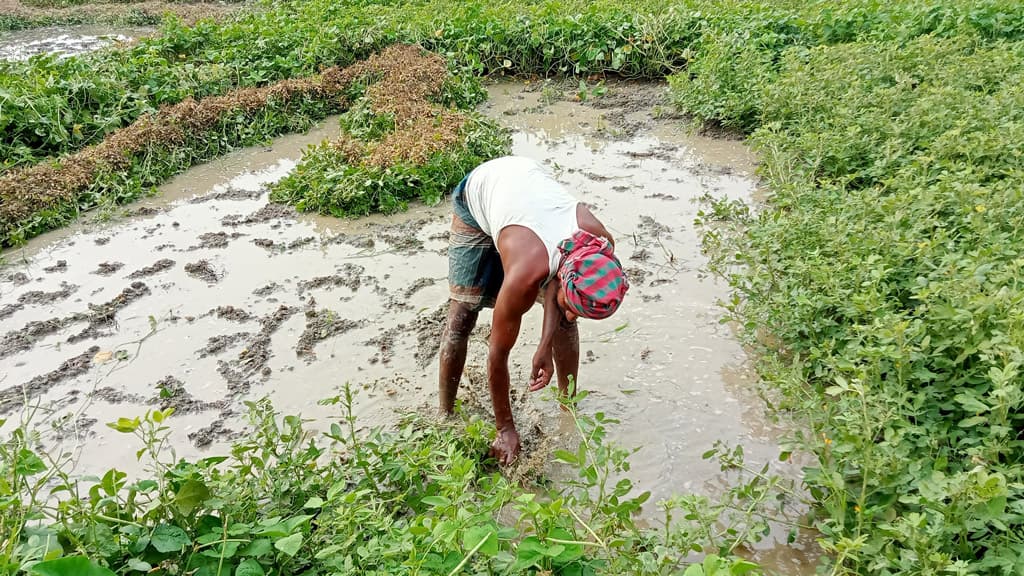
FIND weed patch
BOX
[270,45,510,217]
[0,387,784,575]
[686,25,1024,576]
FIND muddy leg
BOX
[552,316,580,399]
[439,300,478,415]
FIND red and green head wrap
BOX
[557,230,629,320]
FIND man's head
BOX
[557,230,629,321]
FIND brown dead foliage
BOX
[338,44,470,168]
[0,56,365,231]
[0,0,237,27]
[0,44,459,234]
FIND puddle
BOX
[0,80,815,574]
[0,25,151,61]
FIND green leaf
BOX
[553,450,578,465]
[151,524,191,553]
[16,449,46,476]
[730,559,759,575]
[30,557,116,576]
[683,564,705,576]
[547,528,584,564]
[174,480,210,515]
[274,533,303,557]
[421,495,451,508]
[239,539,273,557]
[303,496,324,509]
[126,559,151,572]
[463,525,498,557]
[235,559,265,576]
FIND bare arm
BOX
[488,272,539,431]
[577,204,615,248]
[529,279,560,391]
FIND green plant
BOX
[0,378,788,575]
[687,28,1024,576]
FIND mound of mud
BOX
[127,258,175,279]
[0,345,99,414]
[296,300,364,361]
[185,260,220,283]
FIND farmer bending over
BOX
[439,155,629,465]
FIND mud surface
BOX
[0,80,812,574]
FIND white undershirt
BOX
[464,156,580,277]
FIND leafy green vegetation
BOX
[5,0,1024,572]
[269,115,509,217]
[1,387,779,575]
[7,0,1024,172]
[686,20,1024,576]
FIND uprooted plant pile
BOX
[270,44,509,217]
[0,44,490,246]
[0,388,780,575]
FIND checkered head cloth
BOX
[557,230,629,320]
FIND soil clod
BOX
[43,260,67,273]
[185,260,221,283]
[127,258,176,279]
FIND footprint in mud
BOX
[127,258,176,279]
[185,260,221,283]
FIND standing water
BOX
[0,25,151,61]
[0,80,818,574]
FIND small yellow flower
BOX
[824,437,832,446]
[975,204,986,213]
[854,505,861,513]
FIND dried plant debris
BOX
[0,57,371,239]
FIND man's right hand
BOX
[490,427,521,466]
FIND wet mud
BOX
[0,80,813,574]
[0,24,146,61]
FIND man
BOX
[439,155,629,465]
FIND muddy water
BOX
[0,81,816,573]
[0,25,151,61]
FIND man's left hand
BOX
[529,348,554,391]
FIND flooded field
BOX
[0,80,816,573]
[0,24,151,60]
